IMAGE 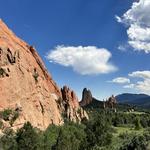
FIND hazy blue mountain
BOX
[116,93,150,108]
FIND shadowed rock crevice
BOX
[7,48,16,64]
[0,67,9,78]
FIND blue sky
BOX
[1,0,150,100]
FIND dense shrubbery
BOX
[84,113,113,149]
[0,109,12,121]
[104,111,150,128]
[0,113,113,150]
[119,131,150,150]
[0,110,150,150]
[0,109,19,126]
[0,128,18,150]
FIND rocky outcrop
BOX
[0,19,88,130]
[58,86,88,122]
[104,95,117,110]
[79,88,93,107]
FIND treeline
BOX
[106,111,150,128]
[0,110,150,150]
[87,108,150,128]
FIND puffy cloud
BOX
[127,24,150,42]
[129,70,150,79]
[135,79,150,94]
[116,0,150,53]
[46,45,117,75]
[110,70,150,94]
[126,70,150,94]
[123,84,135,89]
[115,15,122,23]
[124,79,150,95]
[110,77,130,84]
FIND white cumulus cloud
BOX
[110,70,150,94]
[129,70,150,79]
[135,79,150,94]
[116,0,150,53]
[46,45,117,75]
[123,84,135,89]
[110,77,130,84]
[125,70,150,94]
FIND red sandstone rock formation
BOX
[79,88,93,107]
[103,95,117,111]
[60,86,88,122]
[0,19,88,130]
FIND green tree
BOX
[134,117,142,130]
[84,112,112,149]
[16,122,39,150]
[0,109,12,121]
[53,122,86,150]
[120,134,148,150]
[40,125,60,150]
[0,128,17,150]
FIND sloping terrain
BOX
[0,19,88,130]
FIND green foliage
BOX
[0,68,5,76]
[16,122,39,150]
[0,109,12,121]
[0,120,3,129]
[119,133,148,150]
[134,117,142,130]
[40,125,60,150]
[0,109,150,150]
[61,112,69,123]
[53,122,86,150]
[77,108,82,114]
[0,128,18,150]
[0,109,19,126]
[84,112,113,149]
[10,111,19,126]
[33,70,39,83]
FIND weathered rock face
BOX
[59,86,88,122]
[0,19,88,130]
[79,88,93,107]
[104,95,117,110]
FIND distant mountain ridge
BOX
[116,93,150,108]
[79,89,150,109]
